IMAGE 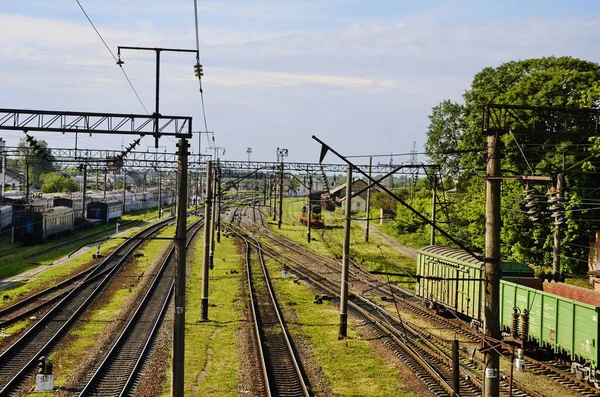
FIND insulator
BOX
[548,194,559,204]
[549,203,562,211]
[554,216,567,226]
[524,193,535,201]
[550,211,565,218]
[524,184,535,193]
[530,213,542,222]
[511,307,520,339]
[525,200,538,208]
[527,207,540,215]
[519,310,529,341]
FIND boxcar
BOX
[501,279,600,380]
[416,246,534,321]
[87,200,122,223]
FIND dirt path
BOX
[355,220,418,259]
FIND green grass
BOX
[276,198,416,283]
[0,210,160,280]
[24,223,177,393]
[161,230,243,396]
[267,255,415,396]
[0,215,156,307]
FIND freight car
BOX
[416,245,600,385]
[299,204,324,228]
[12,206,74,242]
[87,200,123,223]
[1,206,12,230]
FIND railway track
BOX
[0,215,175,396]
[245,205,597,396]
[235,227,311,397]
[78,217,205,396]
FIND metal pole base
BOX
[200,298,209,321]
[338,313,347,339]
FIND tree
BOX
[16,138,56,188]
[41,172,79,193]
[425,57,600,273]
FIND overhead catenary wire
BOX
[74,0,149,115]
[192,0,212,150]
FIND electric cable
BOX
[74,0,149,115]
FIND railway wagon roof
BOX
[418,245,533,274]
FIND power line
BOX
[74,0,149,114]
[193,0,212,150]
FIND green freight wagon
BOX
[416,246,534,323]
[500,279,600,381]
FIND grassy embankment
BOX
[276,197,416,282]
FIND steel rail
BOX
[0,216,174,395]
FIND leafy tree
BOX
[16,139,56,188]
[41,172,79,193]
[425,57,600,273]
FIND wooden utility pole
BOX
[172,138,188,397]
[200,160,213,321]
[365,156,372,243]
[452,339,460,397]
[483,131,501,396]
[430,175,437,245]
[338,165,352,339]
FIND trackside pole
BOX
[338,165,352,338]
[172,138,188,397]
[200,160,213,321]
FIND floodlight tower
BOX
[247,147,252,162]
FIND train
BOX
[13,206,74,242]
[1,206,12,230]
[416,245,600,385]
[7,190,174,243]
[299,204,324,228]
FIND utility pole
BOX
[103,169,107,200]
[430,175,437,245]
[82,163,88,220]
[172,138,188,397]
[122,168,127,214]
[278,162,284,229]
[0,138,5,198]
[210,162,218,269]
[339,165,352,339]
[216,166,222,243]
[552,171,565,278]
[307,174,312,244]
[272,168,277,220]
[365,156,372,243]
[276,147,288,228]
[158,170,162,218]
[200,160,213,321]
[483,131,501,396]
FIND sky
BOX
[0,0,599,165]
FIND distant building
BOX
[329,179,381,213]
[296,178,325,197]
[3,168,25,190]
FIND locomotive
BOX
[299,204,324,228]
